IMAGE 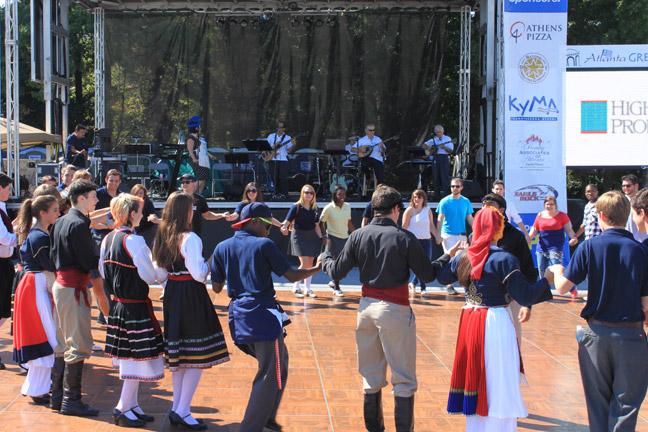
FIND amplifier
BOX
[36,163,60,180]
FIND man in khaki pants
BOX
[50,179,109,416]
[321,185,461,432]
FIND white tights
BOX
[116,380,140,420]
[172,369,203,425]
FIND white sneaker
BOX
[446,285,458,295]
[333,289,344,297]
[327,281,336,289]
[306,289,316,298]
[293,288,304,298]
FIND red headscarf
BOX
[468,206,505,280]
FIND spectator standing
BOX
[622,174,648,242]
[575,184,602,241]
[436,178,474,295]
[553,191,648,432]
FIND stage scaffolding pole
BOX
[5,0,20,197]
[94,7,105,129]
[456,5,471,179]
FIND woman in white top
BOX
[152,192,230,430]
[402,189,441,294]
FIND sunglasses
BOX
[247,189,257,193]
[181,180,195,184]
[303,191,315,195]
[367,129,376,132]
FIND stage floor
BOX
[1,288,646,432]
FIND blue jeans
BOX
[536,249,562,280]
[412,239,433,291]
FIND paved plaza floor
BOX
[0,287,646,431]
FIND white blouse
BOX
[0,202,17,258]
[99,231,166,285]
[154,232,209,284]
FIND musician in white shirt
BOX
[266,121,294,198]
[351,124,386,186]
[423,125,453,199]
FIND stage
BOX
[0,288,640,431]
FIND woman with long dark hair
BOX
[281,184,323,298]
[100,194,166,427]
[130,184,160,247]
[13,195,60,404]
[438,206,554,431]
[153,192,229,430]
[225,182,281,226]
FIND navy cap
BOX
[231,202,273,229]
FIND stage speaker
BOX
[99,159,127,181]
[94,128,113,153]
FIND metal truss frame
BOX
[94,7,106,129]
[5,0,20,197]
[454,5,472,179]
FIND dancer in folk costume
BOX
[152,192,230,430]
[0,173,18,370]
[13,195,60,404]
[99,194,166,427]
[438,206,554,432]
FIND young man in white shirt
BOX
[492,180,531,243]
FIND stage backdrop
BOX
[502,0,569,264]
[104,12,456,186]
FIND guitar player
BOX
[351,123,386,188]
[422,124,454,199]
[266,121,295,199]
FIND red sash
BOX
[55,269,91,307]
[361,283,409,306]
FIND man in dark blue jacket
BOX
[210,203,320,432]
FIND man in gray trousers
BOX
[210,203,320,432]
[552,190,648,432]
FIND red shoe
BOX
[570,289,578,299]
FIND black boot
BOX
[394,396,414,432]
[49,357,65,411]
[363,391,385,432]
[60,361,99,417]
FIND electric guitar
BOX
[421,138,456,157]
[355,135,400,159]
[261,132,307,162]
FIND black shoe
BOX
[60,361,99,417]
[113,409,146,428]
[363,391,385,432]
[132,405,154,422]
[50,357,65,411]
[264,418,283,431]
[168,411,207,430]
[0,359,5,370]
[394,396,414,432]
[30,394,51,405]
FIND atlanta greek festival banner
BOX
[503,0,569,264]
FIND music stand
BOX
[225,152,254,183]
[407,147,433,189]
[124,144,151,155]
[242,139,272,152]
[407,147,426,158]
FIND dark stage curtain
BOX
[105,12,451,186]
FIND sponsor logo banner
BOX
[566,45,648,69]
[503,2,568,263]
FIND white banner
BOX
[566,44,648,69]
[502,0,568,262]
